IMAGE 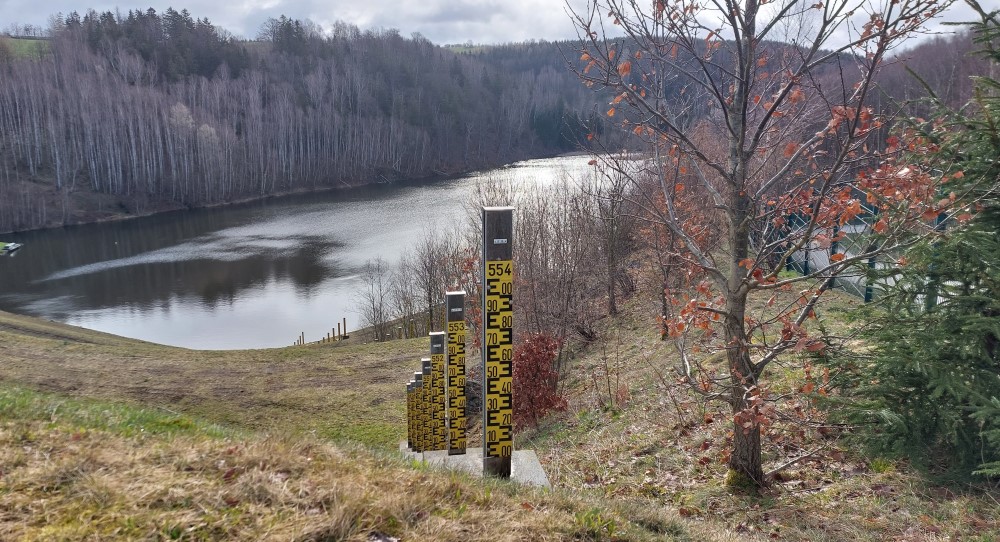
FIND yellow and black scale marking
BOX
[430,336,447,451]
[420,360,431,452]
[408,377,420,452]
[406,381,414,451]
[447,312,467,454]
[483,259,514,458]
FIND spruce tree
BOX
[832,1,1000,478]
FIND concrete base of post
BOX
[483,456,511,478]
[400,443,549,488]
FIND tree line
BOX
[0,9,613,233]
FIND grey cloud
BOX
[4,0,984,46]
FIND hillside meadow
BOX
[2,291,999,540]
[0,309,736,540]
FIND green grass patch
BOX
[0,385,234,439]
[1,36,50,58]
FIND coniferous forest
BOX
[0,9,611,233]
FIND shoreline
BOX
[0,151,586,236]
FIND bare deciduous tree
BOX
[354,257,392,342]
[571,0,955,488]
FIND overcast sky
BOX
[0,0,982,46]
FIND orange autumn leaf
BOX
[830,253,845,262]
[607,107,616,117]
[618,60,632,76]
[872,219,888,233]
[783,142,799,158]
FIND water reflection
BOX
[0,155,591,349]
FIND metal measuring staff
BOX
[429,332,447,451]
[446,291,467,455]
[412,372,423,452]
[420,359,432,452]
[406,380,414,451]
[482,206,514,478]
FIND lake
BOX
[0,155,591,349]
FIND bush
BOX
[513,333,567,429]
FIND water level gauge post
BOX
[482,207,514,478]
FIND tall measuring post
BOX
[446,291,467,455]
[429,332,447,451]
[412,372,423,451]
[406,380,414,451]
[420,360,431,452]
[482,207,514,478]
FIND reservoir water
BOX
[0,155,591,349]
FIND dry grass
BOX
[0,309,421,449]
[521,288,1000,541]
[3,286,998,540]
[0,386,736,541]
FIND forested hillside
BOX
[0,7,985,234]
[0,9,607,233]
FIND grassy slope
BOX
[0,386,732,541]
[0,37,50,59]
[523,289,1000,541]
[0,310,417,449]
[2,293,999,540]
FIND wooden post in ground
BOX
[342,317,348,339]
[337,323,342,340]
[446,291,467,455]
[482,207,514,478]
[430,332,447,451]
